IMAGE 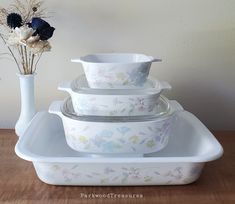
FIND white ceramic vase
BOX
[15,74,36,137]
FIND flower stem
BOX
[0,33,22,74]
[24,46,29,74]
[20,45,26,74]
[33,53,42,73]
[30,53,35,74]
[29,51,32,73]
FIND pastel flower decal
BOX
[129,135,140,144]
[98,130,114,138]
[78,135,88,143]
[117,126,131,135]
[102,141,121,152]
[146,139,156,148]
[91,136,107,147]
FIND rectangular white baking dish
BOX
[15,111,223,186]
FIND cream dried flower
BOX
[0,1,54,75]
[29,40,51,54]
[20,35,40,46]
[26,35,40,44]
[15,25,34,40]
[6,30,19,45]
[6,25,34,46]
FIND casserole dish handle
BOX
[48,101,63,117]
[71,58,82,63]
[159,81,172,91]
[169,100,184,112]
[151,58,162,62]
[148,56,162,63]
[58,81,72,93]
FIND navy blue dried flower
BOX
[7,13,22,28]
[30,17,55,40]
[37,26,55,40]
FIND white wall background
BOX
[0,0,235,130]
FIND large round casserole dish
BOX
[49,96,183,155]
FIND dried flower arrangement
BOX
[0,0,55,74]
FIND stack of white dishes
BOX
[50,53,177,156]
[15,53,223,186]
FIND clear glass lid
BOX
[70,75,163,95]
[61,96,173,122]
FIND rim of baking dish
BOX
[15,111,223,164]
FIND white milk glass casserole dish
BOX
[49,97,183,155]
[15,111,223,186]
[58,75,171,116]
[71,53,161,89]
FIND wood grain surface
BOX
[0,130,234,204]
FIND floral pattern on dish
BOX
[34,162,204,185]
[83,63,151,89]
[72,95,159,116]
[63,118,173,154]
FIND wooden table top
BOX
[0,129,234,204]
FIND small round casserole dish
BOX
[71,53,161,89]
[58,75,171,117]
[49,96,183,155]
